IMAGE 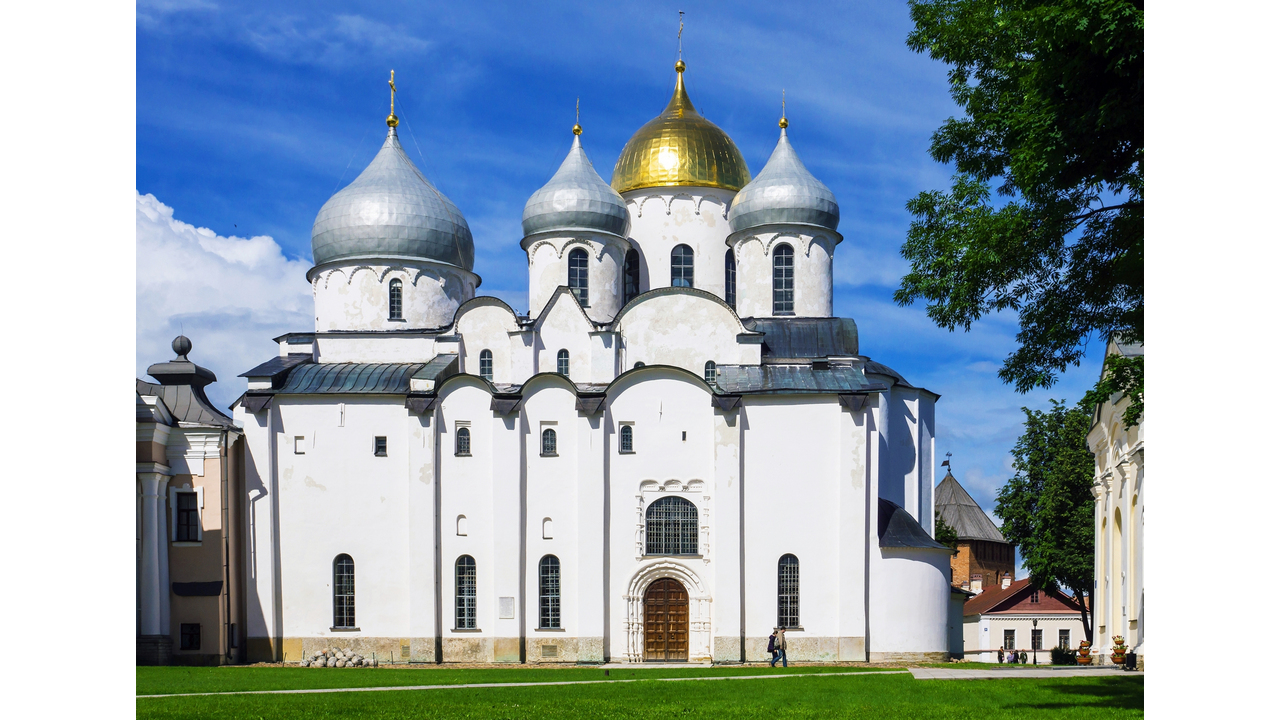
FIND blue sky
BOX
[136,0,1104,544]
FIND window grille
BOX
[1058,629,1071,649]
[479,350,493,381]
[456,427,471,456]
[568,248,589,305]
[1030,590,1040,603]
[619,425,633,453]
[1003,629,1016,650]
[539,555,561,629]
[388,279,403,320]
[773,245,794,314]
[1031,629,1043,650]
[703,361,716,385]
[645,496,699,555]
[671,244,694,288]
[180,623,200,650]
[777,554,800,628]
[374,437,387,456]
[557,349,569,376]
[333,554,355,628]
[456,555,477,629]
[542,428,557,456]
[724,250,736,309]
[624,249,640,304]
[176,492,199,542]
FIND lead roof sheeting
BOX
[934,473,1008,543]
[744,317,859,359]
[136,379,237,428]
[239,354,313,379]
[277,363,427,395]
[877,498,950,550]
[714,364,874,394]
[863,360,914,388]
[413,353,458,382]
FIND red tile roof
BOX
[962,577,1083,616]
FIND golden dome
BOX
[610,62,751,194]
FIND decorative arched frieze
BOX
[377,266,411,283]
[667,192,695,215]
[412,267,444,287]
[764,232,804,257]
[806,235,834,258]
[322,268,346,289]
[695,195,724,218]
[623,560,712,663]
[633,195,666,219]
[344,265,377,285]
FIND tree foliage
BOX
[1081,353,1143,428]
[897,0,1144,393]
[995,399,1096,641]
[934,511,960,551]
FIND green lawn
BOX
[137,667,1143,719]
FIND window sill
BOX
[541,453,558,458]
[330,627,361,632]
[643,553,702,559]
[387,317,407,322]
[534,627,565,632]
[618,450,635,455]
[455,453,471,457]
[451,627,482,633]
[779,626,804,632]
[171,541,202,547]
[374,453,387,458]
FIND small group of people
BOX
[997,647,1028,664]
[767,628,788,667]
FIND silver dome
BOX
[311,126,474,270]
[522,134,630,238]
[727,127,839,234]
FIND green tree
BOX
[934,511,959,552]
[995,399,1096,641]
[1081,352,1143,429]
[896,0,1144,399]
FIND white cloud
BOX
[242,13,433,67]
[136,191,313,410]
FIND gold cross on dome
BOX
[389,70,397,115]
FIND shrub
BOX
[1050,646,1075,665]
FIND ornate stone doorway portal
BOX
[643,578,689,661]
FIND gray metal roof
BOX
[240,354,313,379]
[137,379,236,429]
[863,360,915,389]
[277,362,426,395]
[522,134,630,238]
[727,127,839,233]
[311,126,474,270]
[714,363,877,394]
[745,317,859,358]
[878,498,949,550]
[934,472,1008,543]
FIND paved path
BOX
[911,667,1143,680]
[138,669,910,699]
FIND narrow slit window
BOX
[479,350,493,381]
[557,349,569,376]
[619,424,633,453]
[388,279,403,320]
[773,244,794,314]
[374,436,387,456]
[724,249,736,310]
[778,554,800,628]
[704,360,716,385]
[541,428,557,456]
[623,249,640,304]
[333,554,355,628]
[180,623,200,650]
[539,555,561,629]
[455,427,471,456]
[455,555,477,629]
[671,244,694,288]
[568,248,589,306]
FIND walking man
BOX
[767,629,779,667]
[776,628,788,667]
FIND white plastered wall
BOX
[616,291,759,376]
[455,300,522,384]
[524,232,631,323]
[622,189,736,301]
[729,226,838,318]
[311,261,478,332]
[534,292,600,383]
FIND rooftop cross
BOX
[387,69,399,128]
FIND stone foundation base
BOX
[172,652,224,666]
[713,636,742,663]
[137,635,173,666]
[525,636,603,664]
[868,651,949,663]
[744,636,867,663]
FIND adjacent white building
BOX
[234,61,952,664]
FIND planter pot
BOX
[1110,654,1125,665]
[1076,655,1092,665]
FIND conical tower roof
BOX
[935,471,1008,543]
[311,125,474,270]
[523,129,630,238]
[728,122,839,233]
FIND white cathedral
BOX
[233,61,952,665]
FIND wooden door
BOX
[643,578,689,661]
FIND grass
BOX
[136,667,1143,719]
[138,664,883,696]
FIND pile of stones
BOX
[299,648,378,668]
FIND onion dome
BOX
[728,120,839,233]
[522,125,630,237]
[610,60,751,194]
[311,125,474,270]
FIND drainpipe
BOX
[221,429,231,664]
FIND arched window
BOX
[704,361,717,384]
[542,518,553,539]
[539,555,561,629]
[645,496,699,555]
[671,244,694,288]
[456,515,467,536]
[479,349,493,381]
[568,248,589,305]
[773,244,794,314]
[456,427,471,456]
[724,249,736,310]
[557,349,570,376]
[778,554,799,629]
[624,249,641,304]
[455,555,476,629]
[619,424,633,453]
[333,554,355,628]
[388,279,403,320]
[542,428,557,456]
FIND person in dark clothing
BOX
[775,628,788,667]
[768,629,779,666]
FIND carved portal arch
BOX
[623,560,712,663]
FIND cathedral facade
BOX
[234,61,951,664]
